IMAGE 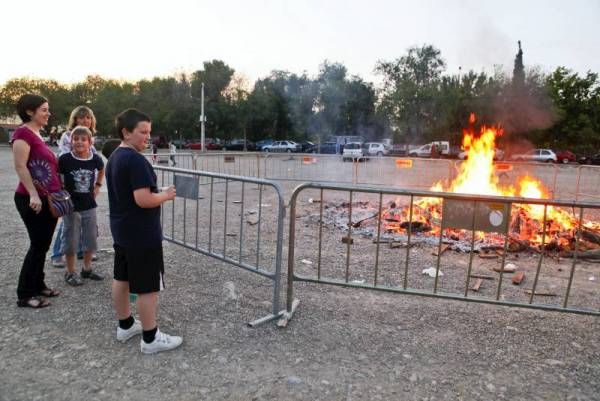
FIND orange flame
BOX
[384,114,583,245]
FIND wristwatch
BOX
[95,182,102,187]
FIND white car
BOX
[408,141,450,157]
[342,142,366,161]
[364,142,390,156]
[509,149,557,163]
[263,140,301,152]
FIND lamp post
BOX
[200,82,206,153]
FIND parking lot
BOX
[1,146,600,401]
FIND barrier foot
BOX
[247,311,285,328]
[276,298,300,328]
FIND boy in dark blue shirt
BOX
[106,109,182,354]
[58,126,104,286]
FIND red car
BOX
[186,141,202,150]
[555,150,576,164]
[206,141,223,150]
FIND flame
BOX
[382,114,584,246]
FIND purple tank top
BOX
[13,126,62,195]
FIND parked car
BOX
[186,140,203,150]
[223,139,255,151]
[509,149,557,163]
[364,142,390,156]
[342,142,367,161]
[578,153,600,165]
[205,140,223,150]
[555,150,576,164]
[458,148,504,161]
[389,144,408,156]
[299,141,316,153]
[255,139,274,151]
[408,141,450,158]
[318,141,338,154]
[263,140,301,152]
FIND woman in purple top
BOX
[12,94,62,308]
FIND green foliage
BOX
[543,67,600,153]
[0,52,598,152]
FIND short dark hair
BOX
[115,108,151,139]
[16,94,48,123]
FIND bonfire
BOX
[380,114,600,256]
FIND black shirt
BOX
[106,147,162,248]
[58,152,104,211]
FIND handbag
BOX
[47,190,74,218]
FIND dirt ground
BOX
[1,146,600,401]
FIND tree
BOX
[190,60,236,139]
[376,44,446,142]
[544,67,600,153]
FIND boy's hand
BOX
[93,186,100,199]
[162,185,176,201]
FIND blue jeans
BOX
[51,220,84,260]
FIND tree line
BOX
[1,44,599,153]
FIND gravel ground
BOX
[1,146,600,401]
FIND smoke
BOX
[493,68,558,137]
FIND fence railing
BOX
[152,165,287,327]
[147,152,600,202]
[280,182,600,326]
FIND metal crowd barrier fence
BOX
[193,152,262,178]
[145,152,600,203]
[356,157,454,189]
[152,165,286,327]
[144,152,196,170]
[262,153,355,184]
[575,165,600,201]
[280,182,600,326]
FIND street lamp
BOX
[200,82,206,153]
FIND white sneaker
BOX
[140,329,183,354]
[116,319,142,342]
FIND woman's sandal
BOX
[17,296,51,308]
[39,288,61,297]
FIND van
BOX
[408,141,450,158]
[342,142,367,161]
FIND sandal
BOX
[17,296,51,308]
[39,288,61,297]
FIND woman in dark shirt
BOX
[12,94,62,308]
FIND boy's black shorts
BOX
[113,244,165,294]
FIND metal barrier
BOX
[356,157,454,189]
[262,153,355,184]
[575,165,600,201]
[144,152,600,203]
[280,182,600,326]
[153,165,286,327]
[144,152,196,170]
[193,152,262,178]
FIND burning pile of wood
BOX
[319,198,600,260]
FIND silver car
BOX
[509,149,557,163]
[263,140,301,152]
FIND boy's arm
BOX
[133,186,176,209]
[93,169,105,198]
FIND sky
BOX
[2,0,599,86]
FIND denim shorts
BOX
[62,208,98,255]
